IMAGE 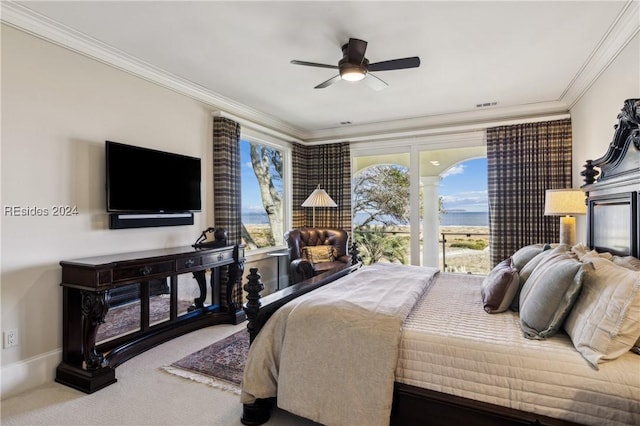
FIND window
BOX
[240,139,287,250]
[352,164,411,264]
[439,157,490,274]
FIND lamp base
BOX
[559,216,576,246]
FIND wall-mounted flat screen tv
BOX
[106,141,202,213]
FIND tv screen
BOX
[106,141,202,213]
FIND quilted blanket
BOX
[241,262,438,426]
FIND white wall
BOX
[570,33,640,242]
[1,25,215,397]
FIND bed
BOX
[239,98,640,426]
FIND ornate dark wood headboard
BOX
[581,98,640,257]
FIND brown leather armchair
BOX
[285,227,350,284]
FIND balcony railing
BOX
[440,231,490,275]
[353,228,490,275]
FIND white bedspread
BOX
[241,263,438,426]
[397,272,640,426]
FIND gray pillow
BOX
[519,252,587,340]
[510,244,567,311]
[481,257,519,313]
[511,243,550,271]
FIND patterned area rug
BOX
[161,329,249,394]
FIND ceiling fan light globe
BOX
[341,69,366,81]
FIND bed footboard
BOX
[243,262,362,343]
[241,261,362,425]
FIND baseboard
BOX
[1,349,61,400]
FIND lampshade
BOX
[301,185,337,208]
[544,189,586,216]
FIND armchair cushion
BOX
[286,227,350,283]
[302,245,335,263]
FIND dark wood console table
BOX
[55,244,245,393]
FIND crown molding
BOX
[307,103,571,145]
[0,1,308,141]
[561,0,640,109]
[2,0,637,146]
[212,110,303,144]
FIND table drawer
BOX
[201,249,234,266]
[177,256,202,271]
[113,260,174,282]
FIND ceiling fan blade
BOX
[314,75,341,89]
[346,38,368,64]
[363,73,388,91]
[368,57,421,72]
[291,60,338,69]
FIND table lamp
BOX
[544,188,587,246]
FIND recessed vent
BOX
[476,102,498,108]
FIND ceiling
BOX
[4,1,639,142]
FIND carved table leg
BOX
[80,291,109,369]
[56,288,117,393]
[228,251,245,313]
[189,270,208,310]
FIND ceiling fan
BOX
[291,38,420,91]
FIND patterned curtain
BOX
[487,118,572,266]
[212,116,242,309]
[291,142,309,228]
[292,142,352,231]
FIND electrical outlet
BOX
[3,329,18,348]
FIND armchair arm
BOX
[290,258,314,284]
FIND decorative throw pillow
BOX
[301,245,335,264]
[612,255,640,271]
[510,244,567,311]
[481,257,519,313]
[563,256,640,368]
[610,255,640,352]
[331,246,339,260]
[511,244,551,271]
[578,249,613,262]
[519,252,587,340]
[570,242,590,259]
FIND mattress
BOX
[396,272,640,426]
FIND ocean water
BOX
[440,211,488,227]
[243,212,270,225]
[243,211,488,227]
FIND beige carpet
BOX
[1,323,319,426]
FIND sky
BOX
[439,157,488,212]
[241,140,489,215]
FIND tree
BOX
[352,165,410,226]
[249,144,284,245]
[355,226,408,265]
